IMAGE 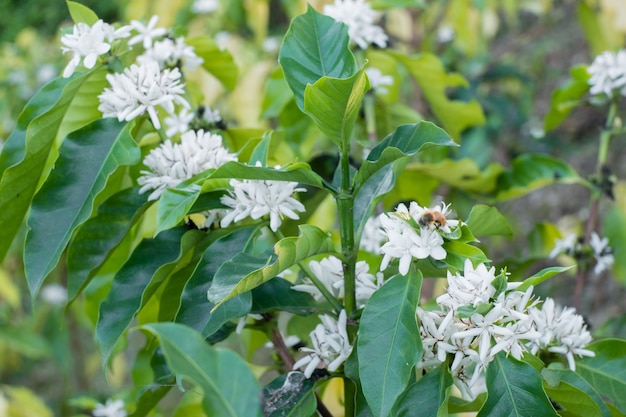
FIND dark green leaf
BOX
[516,266,576,292]
[354,165,396,250]
[278,6,357,111]
[25,119,140,298]
[262,372,317,417]
[542,368,610,417]
[141,323,262,417]
[358,271,423,417]
[390,363,453,417]
[251,277,316,315]
[478,353,558,417]
[66,187,151,302]
[186,37,238,90]
[466,205,513,238]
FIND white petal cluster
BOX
[93,399,127,417]
[220,166,306,232]
[418,258,594,400]
[164,108,194,136]
[549,233,578,259]
[98,61,189,129]
[587,50,626,97]
[61,20,130,78]
[365,68,393,94]
[527,298,595,371]
[138,129,237,200]
[292,256,383,307]
[590,232,614,275]
[323,0,388,49]
[138,37,204,70]
[379,202,458,275]
[293,310,352,378]
[128,15,167,49]
[192,0,220,14]
[360,214,385,253]
[549,232,613,276]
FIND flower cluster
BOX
[587,50,626,97]
[220,165,306,232]
[418,259,594,400]
[93,399,127,417]
[292,255,383,307]
[360,214,385,254]
[550,232,614,275]
[137,37,203,70]
[365,68,393,95]
[323,0,388,49]
[137,129,237,200]
[293,310,352,378]
[379,202,459,275]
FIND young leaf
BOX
[542,368,609,417]
[357,122,457,189]
[66,187,151,302]
[186,37,238,90]
[67,1,99,25]
[303,69,370,148]
[24,119,140,298]
[477,353,558,417]
[466,205,513,239]
[207,225,337,308]
[262,372,317,417]
[390,363,453,417]
[515,265,575,292]
[358,271,423,417]
[278,5,357,111]
[576,339,626,414]
[141,323,262,417]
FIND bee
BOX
[418,210,448,230]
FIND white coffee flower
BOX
[40,284,68,306]
[220,166,306,232]
[192,0,220,13]
[98,61,189,129]
[61,20,112,78]
[365,68,393,94]
[549,233,577,258]
[587,50,626,96]
[293,310,352,378]
[138,37,204,70]
[590,232,614,275]
[323,0,388,49]
[138,129,237,200]
[93,399,126,417]
[360,214,385,254]
[379,212,423,275]
[164,108,194,137]
[128,15,168,49]
[201,105,222,123]
[436,259,497,309]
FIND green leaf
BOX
[156,188,204,235]
[516,265,576,292]
[542,368,610,417]
[303,69,369,147]
[442,241,490,270]
[262,372,317,417]
[96,227,189,365]
[390,363,453,417]
[207,225,337,308]
[544,66,590,132]
[357,122,457,189]
[278,5,357,111]
[66,187,151,302]
[406,159,504,194]
[354,165,396,249]
[466,205,513,238]
[393,52,485,140]
[261,67,293,119]
[478,353,558,417]
[24,119,140,298]
[496,154,582,201]
[251,277,316,315]
[576,339,626,414]
[210,161,325,187]
[67,1,99,25]
[186,37,238,90]
[0,70,100,262]
[141,323,262,417]
[128,384,172,417]
[249,132,273,166]
[358,271,423,417]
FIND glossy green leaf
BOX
[442,241,490,270]
[141,322,262,417]
[175,227,256,335]
[390,363,453,417]
[186,37,238,90]
[357,122,457,189]
[344,344,375,417]
[576,339,626,414]
[0,70,100,262]
[249,132,273,166]
[96,227,190,365]
[542,368,610,417]
[303,69,369,147]
[516,265,576,292]
[496,154,582,201]
[67,1,99,25]
[210,161,325,187]
[251,277,316,315]
[66,187,151,302]
[24,119,140,298]
[393,52,485,140]
[262,372,317,417]
[466,205,513,238]
[156,188,205,235]
[478,353,558,417]
[354,165,396,249]
[207,225,337,308]
[129,384,172,417]
[358,271,423,417]
[544,66,590,132]
[278,5,357,111]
